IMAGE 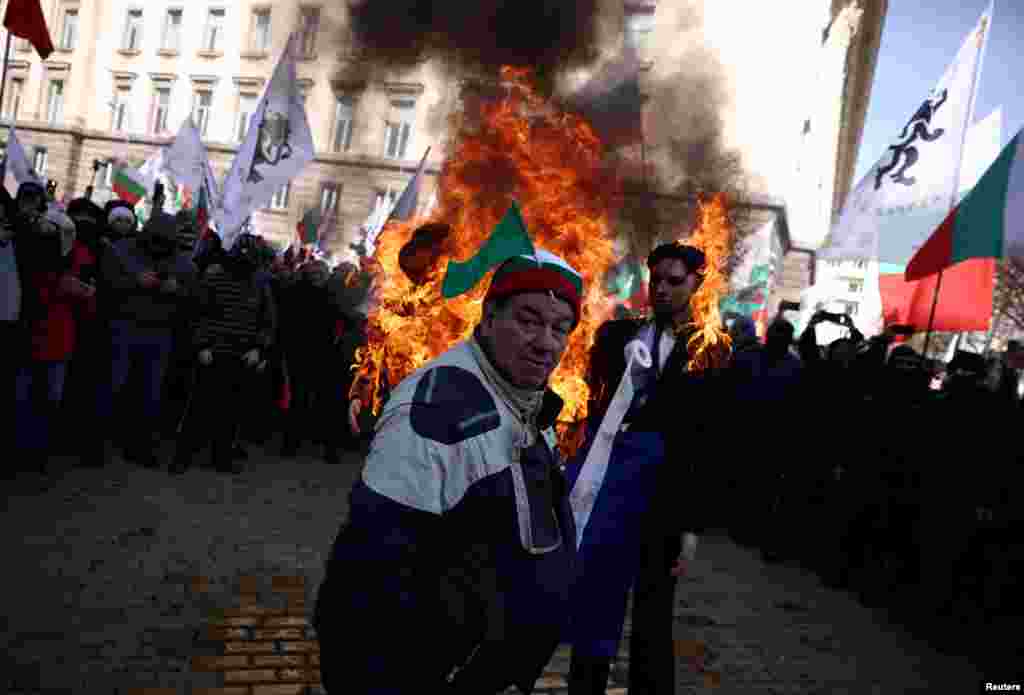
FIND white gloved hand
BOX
[242,349,260,368]
[198,349,213,366]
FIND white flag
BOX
[217,33,314,249]
[389,147,431,221]
[4,127,44,190]
[163,118,209,195]
[958,106,1002,197]
[821,3,991,268]
[137,149,165,192]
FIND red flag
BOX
[879,257,996,332]
[4,0,54,60]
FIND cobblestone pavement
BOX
[1,443,990,694]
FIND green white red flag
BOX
[112,166,149,206]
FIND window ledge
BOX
[118,48,142,57]
[298,53,317,62]
[261,207,289,216]
[157,48,180,57]
[56,47,74,54]
[241,50,269,60]
[197,50,224,59]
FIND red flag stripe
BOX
[905,205,958,281]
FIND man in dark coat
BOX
[568,242,726,695]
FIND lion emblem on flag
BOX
[874,88,948,190]
[247,111,294,184]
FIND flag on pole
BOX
[821,4,991,266]
[3,0,54,60]
[879,108,1004,332]
[112,165,149,206]
[906,126,1024,280]
[217,33,314,249]
[163,118,210,196]
[441,201,536,298]
[389,147,431,221]
[297,206,322,245]
[4,127,44,189]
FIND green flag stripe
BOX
[441,201,536,298]
[952,131,1021,264]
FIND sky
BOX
[853,0,1022,184]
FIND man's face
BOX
[650,258,698,321]
[479,292,575,390]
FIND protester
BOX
[13,204,95,473]
[314,209,581,694]
[98,212,196,468]
[567,242,726,695]
[172,233,276,474]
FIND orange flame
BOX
[678,193,735,373]
[349,67,620,458]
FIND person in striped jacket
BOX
[172,232,277,474]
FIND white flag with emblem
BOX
[217,33,314,249]
[820,3,991,269]
[4,126,44,189]
[163,117,210,196]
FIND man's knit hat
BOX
[485,248,583,325]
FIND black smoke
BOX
[346,0,605,82]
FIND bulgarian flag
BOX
[906,128,1024,281]
[112,165,149,206]
[297,206,322,246]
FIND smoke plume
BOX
[345,0,606,82]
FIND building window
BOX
[33,147,48,177]
[162,9,183,51]
[123,9,143,51]
[623,6,655,55]
[251,8,271,52]
[320,183,340,213]
[298,7,320,57]
[373,189,396,215]
[60,8,79,50]
[192,91,212,136]
[383,99,414,160]
[847,279,863,293]
[3,78,23,121]
[236,94,258,141]
[269,182,290,210]
[152,87,170,134]
[202,8,226,52]
[111,88,131,132]
[332,94,354,152]
[46,80,65,124]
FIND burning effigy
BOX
[349,67,736,457]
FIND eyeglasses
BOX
[650,273,690,288]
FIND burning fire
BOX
[350,67,620,458]
[678,193,734,373]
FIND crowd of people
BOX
[2,181,370,477]
[719,307,1021,671]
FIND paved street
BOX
[1,443,991,694]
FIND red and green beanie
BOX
[441,200,584,325]
[485,248,583,325]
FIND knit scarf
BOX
[469,331,544,446]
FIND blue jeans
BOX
[98,322,174,435]
[15,361,68,455]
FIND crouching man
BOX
[314,204,581,694]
